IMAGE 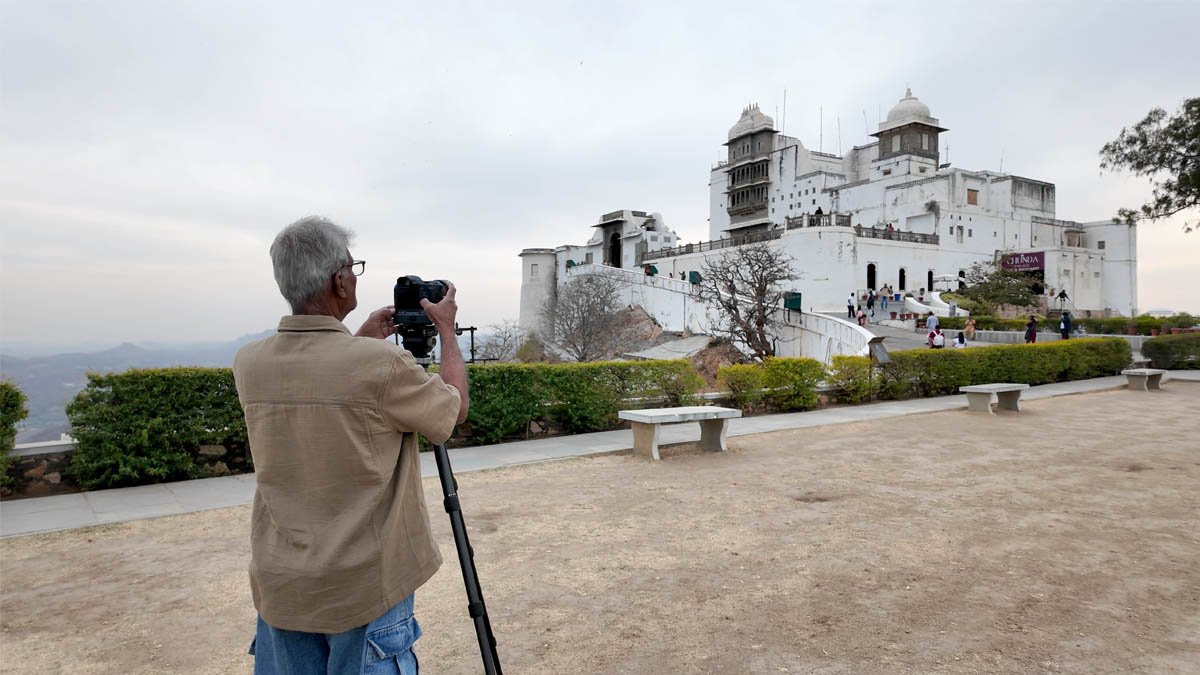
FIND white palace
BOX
[519,89,1138,356]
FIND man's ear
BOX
[332,270,348,299]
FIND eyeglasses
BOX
[339,260,366,277]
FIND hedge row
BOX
[62,360,706,487]
[1141,333,1200,369]
[465,360,703,443]
[0,381,28,489]
[55,339,1138,490]
[826,338,1131,401]
[66,368,248,489]
[934,313,1197,335]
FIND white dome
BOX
[873,87,945,135]
[887,88,931,122]
[727,104,775,141]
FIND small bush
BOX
[717,364,765,410]
[1141,333,1200,369]
[762,357,825,411]
[826,355,876,404]
[464,363,541,443]
[67,368,247,489]
[0,381,29,489]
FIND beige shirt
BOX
[233,315,460,633]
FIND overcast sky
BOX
[2,0,1197,353]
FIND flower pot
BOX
[1126,326,1137,335]
[1151,329,1161,336]
[1171,328,1182,334]
[890,312,898,319]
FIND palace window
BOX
[967,189,979,205]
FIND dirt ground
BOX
[2,386,1198,674]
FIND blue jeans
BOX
[250,595,421,674]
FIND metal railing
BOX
[784,214,852,229]
[641,229,783,262]
[853,225,939,245]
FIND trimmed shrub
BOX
[0,381,29,489]
[872,338,1131,400]
[826,355,876,404]
[762,357,825,411]
[717,364,765,410]
[464,363,542,444]
[67,368,247,489]
[1141,333,1200,369]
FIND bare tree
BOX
[476,319,523,362]
[541,273,624,361]
[697,242,797,360]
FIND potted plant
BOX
[890,311,898,320]
[1126,324,1137,335]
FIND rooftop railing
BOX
[641,229,783,262]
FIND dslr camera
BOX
[393,275,448,359]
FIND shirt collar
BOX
[276,315,352,334]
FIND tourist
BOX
[847,292,856,319]
[867,289,876,317]
[954,331,967,348]
[233,216,468,673]
[1024,315,1038,343]
[929,327,945,348]
[925,312,939,333]
[880,287,889,311]
[964,317,977,340]
[1060,311,1072,340]
[856,307,868,326]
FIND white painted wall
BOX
[518,249,556,337]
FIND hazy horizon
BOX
[3,0,1198,350]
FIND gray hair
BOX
[269,216,356,311]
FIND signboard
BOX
[1000,251,1044,271]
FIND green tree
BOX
[1100,97,1200,232]
[0,381,30,488]
[958,261,1040,314]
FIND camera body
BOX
[393,275,448,360]
[393,275,447,327]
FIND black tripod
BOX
[398,327,502,674]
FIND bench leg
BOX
[1148,374,1163,390]
[1126,374,1148,391]
[699,419,728,452]
[995,390,1022,412]
[965,392,994,414]
[631,421,661,461]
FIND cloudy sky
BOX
[2,0,1197,353]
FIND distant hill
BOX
[1,329,274,443]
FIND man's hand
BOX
[419,282,458,335]
[355,306,398,340]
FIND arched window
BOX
[898,268,907,291]
[927,270,935,294]
[866,263,876,290]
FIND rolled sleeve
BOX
[380,351,462,444]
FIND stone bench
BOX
[960,383,1030,414]
[618,406,742,461]
[1122,368,1168,391]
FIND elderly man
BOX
[233,216,468,674]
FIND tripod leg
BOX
[433,443,502,674]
